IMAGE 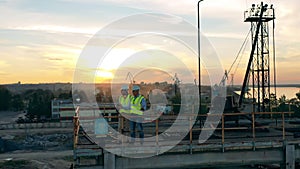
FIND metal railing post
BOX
[222,114,225,152]
[252,112,256,150]
[282,112,285,141]
[189,116,193,141]
[156,118,159,146]
[73,106,80,149]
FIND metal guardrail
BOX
[75,108,294,148]
[73,106,80,149]
[73,105,297,167]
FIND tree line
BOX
[1,85,299,120]
[0,86,72,120]
[274,92,300,117]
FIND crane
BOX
[172,73,181,95]
[126,72,135,84]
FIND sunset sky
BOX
[0,0,299,85]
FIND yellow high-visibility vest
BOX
[119,95,132,114]
[130,95,144,115]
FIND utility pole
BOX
[197,0,204,111]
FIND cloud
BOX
[0,71,9,76]
[0,0,112,34]
[100,0,196,15]
[277,54,300,63]
[0,60,10,67]
[45,57,64,61]
[11,25,97,35]
[0,0,300,84]
[274,2,300,42]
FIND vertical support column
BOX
[252,111,256,151]
[189,115,193,154]
[282,113,286,141]
[104,151,116,169]
[285,145,295,169]
[156,118,159,145]
[75,155,80,166]
[96,155,102,165]
[221,114,225,152]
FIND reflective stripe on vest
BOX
[130,95,144,115]
[119,95,131,114]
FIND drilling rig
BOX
[218,2,276,125]
[238,2,276,113]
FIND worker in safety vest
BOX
[129,85,146,144]
[117,85,132,134]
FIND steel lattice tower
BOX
[244,2,275,112]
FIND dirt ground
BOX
[0,150,74,169]
[0,111,74,169]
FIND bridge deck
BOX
[73,111,300,168]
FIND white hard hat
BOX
[121,85,129,90]
[132,85,140,91]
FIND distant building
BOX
[51,99,117,121]
[51,99,73,120]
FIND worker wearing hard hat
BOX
[118,85,132,114]
[129,85,146,144]
[117,85,132,135]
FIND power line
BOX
[233,35,250,76]
[227,29,251,75]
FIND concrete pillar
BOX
[76,157,80,166]
[96,155,100,165]
[104,151,116,169]
[285,145,295,169]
